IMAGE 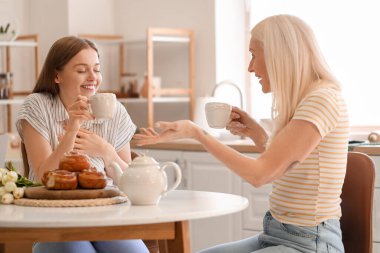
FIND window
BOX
[249,0,380,128]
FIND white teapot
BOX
[109,155,182,205]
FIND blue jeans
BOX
[198,211,344,253]
[33,240,149,253]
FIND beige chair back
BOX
[21,142,30,177]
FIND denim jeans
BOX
[197,211,344,253]
[32,240,149,253]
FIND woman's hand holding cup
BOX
[66,95,94,132]
[225,107,250,137]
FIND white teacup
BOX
[89,93,116,120]
[205,102,232,129]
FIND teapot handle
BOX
[107,161,124,186]
[160,161,182,195]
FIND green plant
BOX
[0,23,15,35]
[0,23,9,33]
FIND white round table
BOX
[0,190,248,253]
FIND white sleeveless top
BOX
[16,93,136,182]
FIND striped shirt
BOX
[270,88,349,226]
[16,93,136,182]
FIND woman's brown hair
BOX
[33,36,99,96]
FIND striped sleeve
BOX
[293,89,340,138]
[114,102,137,151]
[16,93,50,142]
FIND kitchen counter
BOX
[349,143,380,156]
[131,139,380,156]
[131,138,261,153]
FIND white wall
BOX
[0,0,69,92]
[215,0,247,108]
[248,0,380,126]
[0,0,29,34]
[67,0,115,35]
[67,0,119,91]
[0,0,34,92]
[30,0,69,60]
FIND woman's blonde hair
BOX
[251,14,339,135]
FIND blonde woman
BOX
[134,14,348,253]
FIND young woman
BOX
[16,36,148,253]
[134,15,349,253]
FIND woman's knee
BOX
[33,241,96,253]
[92,239,149,253]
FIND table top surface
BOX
[0,190,248,228]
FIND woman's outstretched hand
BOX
[133,120,201,146]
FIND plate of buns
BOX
[17,151,128,206]
[42,151,107,190]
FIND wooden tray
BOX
[24,186,123,200]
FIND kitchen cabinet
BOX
[0,34,39,132]
[133,148,380,252]
[183,151,243,252]
[242,182,270,232]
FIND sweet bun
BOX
[59,151,91,172]
[78,168,107,189]
[42,170,78,190]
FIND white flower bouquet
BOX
[0,162,40,204]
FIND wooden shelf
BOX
[152,35,190,43]
[147,27,195,127]
[0,99,25,105]
[80,28,195,128]
[78,37,189,45]
[0,41,38,47]
[0,34,40,132]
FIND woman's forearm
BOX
[246,121,269,151]
[103,144,131,183]
[35,129,77,180]
[102,144,129,170]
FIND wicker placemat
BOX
[13,196,129,207]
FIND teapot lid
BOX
[131,155,159,166]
